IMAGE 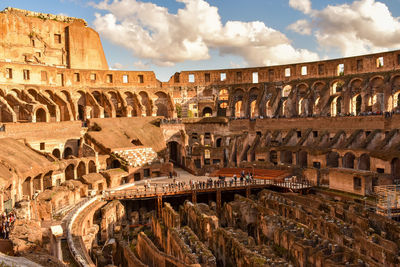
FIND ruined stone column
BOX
[50,225,63,262]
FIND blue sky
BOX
[2,0,400,81]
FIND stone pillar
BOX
[50,225,63,262]
[192,191,197,204]
[200,135,204,146]
[210,134,215,147]
[216,189,221,211]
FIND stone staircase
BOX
[114,147,158,167]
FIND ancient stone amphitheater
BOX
[0,7,400,267]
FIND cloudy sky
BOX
[2,0,400,81]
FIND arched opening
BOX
[270,150,277,165]
[326,152,339,168]
[282,85,291,97]
[43,171,53,190]
[155,92,170,117]
[350,94,362,115]
[63,147,73,159]
[216,138,222,148]
[391,158,400,180]
[331,96,342,116]
[77,162,86,179]
[280,151,292,165]
[77,92,86,120]
[343,152,355,169]
[33,174,42,192]
[234,101,242,118]
[111,159,121,169]
[65,164,75,180]
[232,89,244,118]
[250,100,257,118]
[52,149,61,159]
[298,151,308,168]
[88,160,97,173]
[202,107,212,117]
[217,89,229,116]
[139,91,152,116]
[35,108,47,122]
[281,100,288,117]
[168,141,179,164]
[358,153,370,171]
[22,177,31,198]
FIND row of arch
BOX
[21,160,97,200]
[0,88,175,123]
[267,150,400,179]
[198,73,400,118]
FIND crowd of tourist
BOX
[0,211,15,239]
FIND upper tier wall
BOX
[0,62,160,89]
[165,50,400,86]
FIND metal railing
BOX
[103,178,313,200]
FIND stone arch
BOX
[265,100,273,117]
[43,171,53,190]
[248,87,260,118]
[330,80,344,95]
[202,107,213,117]
[139,91,152,116]
[34,107,48,122]
[281,99,288,117]
[154,91,171,117]
[65,164,75,180]
[77,161,86,179]
[269,150,278,165]
[52,148,61,159]
[33,174,42,192]
[124,92,141,117]
[88,160,97,173]
[343,152,355,169]
[216,138,222,148]
[110,159,121,169]
[369,75,385,89]
[231,88,245,118]
[391,158,400,180]
[46,90,71,121]
[350,94,362,115]
[282,85,292,97]
[76,91,86,120]
[60,90,76,119]
[298,98,304,116]
[280,151,292,164]
[108,91,125,117]
[298,150,308,168]
[331,96,343,116]
[326,151,339,168]
[358,153,370,171]
[217,89,229,116]
[393,90,400,110]
[63,147,73,159]
[22,177,31,198]
[314,96,320,114]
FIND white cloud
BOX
[92,0,318,67]
[287,19,312,35]
[289,0,400,56]
[133,61,150,69]
[289,0,312,14]
[111,62,125,69]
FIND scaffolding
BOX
[375,185,400,219]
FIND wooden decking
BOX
[103,179,313,201]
